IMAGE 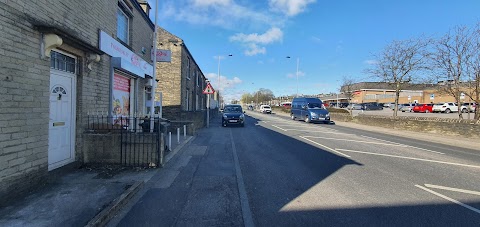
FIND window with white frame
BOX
[185,89,190,111]
[116,7,129,44]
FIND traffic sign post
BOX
[203,83,215,128]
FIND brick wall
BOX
[0,0,154,204]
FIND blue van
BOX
[291,97,330,123]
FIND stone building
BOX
[0,0,155,204]
[155,27,209,122]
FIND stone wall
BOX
[330,113,480,139]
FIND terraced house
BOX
[0,0,160,204]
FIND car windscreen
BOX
[307,102,323,109]
[224,106,243,113]
[263,106,271,109]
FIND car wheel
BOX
[445,108,451,114]
[462,108,468,113]
[425,110,430,113]
[291,114,295,120]
[305,115,310,123]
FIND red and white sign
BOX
[151,49,172,62]
[99,30,153,77]
[202,83,215,94]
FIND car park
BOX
[222,104,245,127]
[400,103,416,112]
[291,97,330,123]
[412,103,434,113]
[260,105,272,114]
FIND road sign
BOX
[203,83,215,94]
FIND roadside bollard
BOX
[183,125,186,138]
[168,132,171,151]
[177,128,180,144]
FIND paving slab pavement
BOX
[0,135,193,227]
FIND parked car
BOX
[412,103,434,113]
[390,103,404,111]
[260,105,272,114]
[432,102,459,113]
[347,103,364,110]
[222,104,245,127]
[400,103,416,112]
[291,97,330,123]
[363,103,383,110]
[462,102,477,113]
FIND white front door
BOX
[48,70,76,170]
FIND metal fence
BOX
[86,113,167,167]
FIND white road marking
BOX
[360,135,444,155]
[271,125,287,131]
[415,185,480,215]
[300,136,351,158]
[285,129,352,136]
[424,184,480,196]
[302,135,424,148]
[336,148,480,169]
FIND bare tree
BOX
[431,26,473,119]
[366,38,430,117]
[340,76,357,115]
[465,23,480,120]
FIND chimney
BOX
[137,0,151,17]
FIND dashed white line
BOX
[271,125,287,131]
[415,185,480,215]
[424,184,480,196]
[302,135,424,148]
[336,148,480,169]
[300,136,351,158]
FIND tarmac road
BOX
[109,111,480,226]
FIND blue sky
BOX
[147,0,480,102]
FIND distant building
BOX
[155,27,209,120]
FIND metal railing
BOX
[85,113,167,167]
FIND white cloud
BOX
[157,0,276,29]
[205,73,243,92]
[230,27,283,44]
[269,0,317,17]
[245,43,266,56]
[230,27,283,56]
[192,0,232,7]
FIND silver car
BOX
[400,103,416,112]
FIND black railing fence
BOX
[85,113,168,167]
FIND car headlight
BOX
[240,114,245,119]
[311,112,317,117]
[223,114,228,119]
[326,113,330,117]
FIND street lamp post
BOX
[286,56,300,97]
[217,54,232,109]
